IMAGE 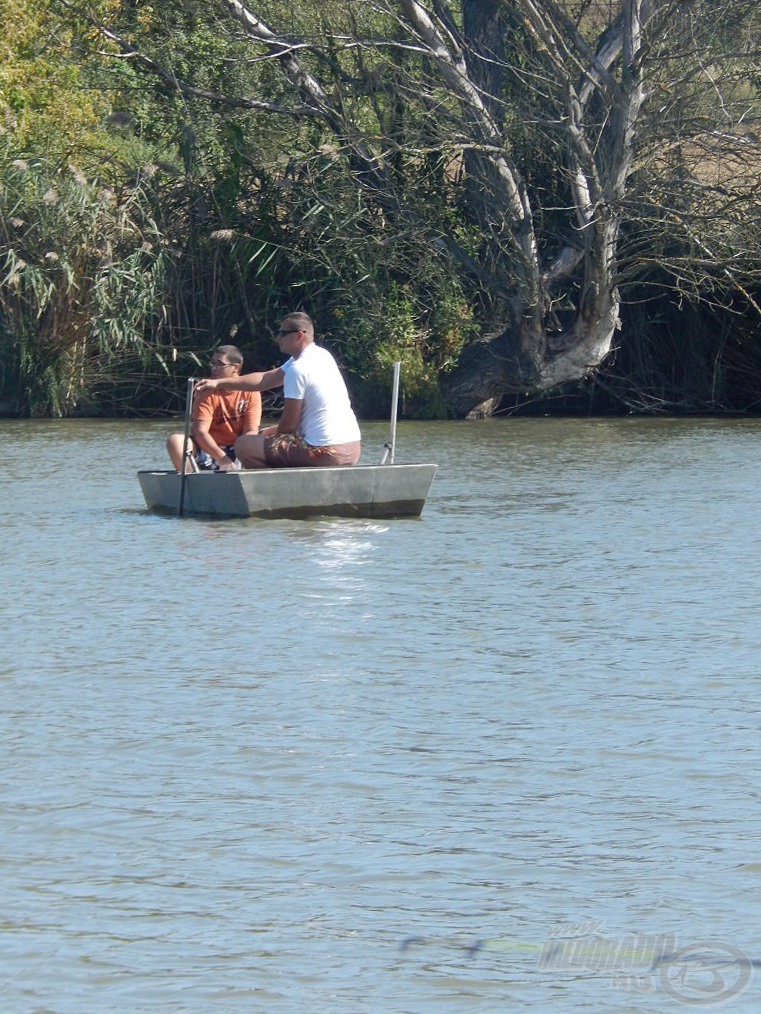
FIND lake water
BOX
[2,416,761,1012]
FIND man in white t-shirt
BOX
[194,311,362,468]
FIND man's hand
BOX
[194,378,219,395]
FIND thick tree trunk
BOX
[444,292,621,418]
[443,0,644,416]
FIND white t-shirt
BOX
[281,343,361,446]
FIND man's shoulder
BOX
[197,386,227,400]
[301,343,336,367]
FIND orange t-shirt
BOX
[194,389,261,446]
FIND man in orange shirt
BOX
[167,345,262,472]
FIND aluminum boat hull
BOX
[138,463,437,519]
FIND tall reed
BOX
[0,147,172,416]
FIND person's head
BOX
[209,345,243,376]
[275,311,314,357]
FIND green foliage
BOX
[333,281,475,418]
[0,0,117,161]
[0,147,174,415]
[2,0,759,418]
[227,144,477,415]
[0,2,501,415]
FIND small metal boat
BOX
[138,462,437,519]
[138,362,436,519]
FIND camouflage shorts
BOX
[263,433,361,467]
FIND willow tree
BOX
[58,0,760,416]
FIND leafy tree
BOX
[47,0,761,415]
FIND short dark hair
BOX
[280,312,314,339]
[213,344,243,366]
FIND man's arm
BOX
[276,398,302,435]
[196,368,284,395]
[191,418,237,471]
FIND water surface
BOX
[2,417,761,1011]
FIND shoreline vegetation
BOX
[1,2,759,421]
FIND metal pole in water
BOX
[381,361,401,464]
[178,377,195,517]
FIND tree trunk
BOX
[443,0,644,416]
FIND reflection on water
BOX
[2,417,761,1011]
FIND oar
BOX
[178,376,195,517]
[380,360,401,464]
